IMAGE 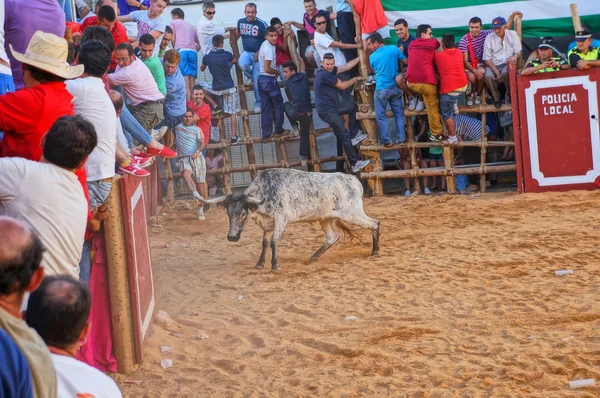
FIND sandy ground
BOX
[115,190,600,397]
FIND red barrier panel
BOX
[120,175,156,363]
[513,68,600,193]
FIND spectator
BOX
[522,37,570,75]
[155,49,187,134]
[258,26,285,139]
[483,16,521,108]
[398,116,431,196]
[282,61,312,164]
[0,328,33,398]
[459,13,521,107]
[406,25,443,141]
[175,110,208,220]
[80,26,114,92]
[116,0,150,37]
[313,12,360,68]
[237,2,268,113]
[117,0,167,56]
[80,5,128,72]
[393,19,420,111]
[346,0,388,75]
[0,0,14,97]
[170,7,201,101]
[197,1,235,56]
[158,25,173,58]
[186,85,212,146]
[76,0,94,23]
[200,34,240,143]
[0,116,96,279]
[26,276,123,398]
[139,33,167,95]
[435,34,468,144]
[270,18,292,71]
[453,114,492,142]
[314,53,369,173]
[4,0,66,90]
[366,32,407,146]
[568,29,600,71]
[206,147,224,195]
[285,0,337,68]
[567,25,600,52]
[0,217,56,398]
[334,0,357,62]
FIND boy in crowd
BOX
[270,18,293,74]
[257,26,285,139]
[117,0,168,54]
[175,109,208,220]
[200,34,240,143]
[282,61,312,164]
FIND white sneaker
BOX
[404,190,411,197]
[408,96,419,111]
[351,133,368,146]
[424,187,432,195]
[454,103,459,115]
[151,126,168,141]
[364,75,376,86]
[300,157,308,167]
[254,107,262,114]
[198,211,205,220]
[291,127,300,137]
[351,159,370,173]
[445,135,458,145]
[219,187,226,195]
[415,99,425,112]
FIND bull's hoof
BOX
[308,256,318,264]
[255,262,265,269]
[271,265,280,272]
[372,251,380,257]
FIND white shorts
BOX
[200,82,239,115]
[362,26,391,40]
[179,155,206,183]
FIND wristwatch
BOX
[138,2,143,9]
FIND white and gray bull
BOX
[198,168,380,271]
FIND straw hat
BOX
[10,31,84,79]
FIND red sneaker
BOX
[132,156,153,168]
[118,163,150,177]
[146,146,177,158]
[134,151,153,158]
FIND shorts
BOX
[428,153,444,162]
[179,155,206,183]
[178,49,198,78]
[439,93,459,120]
[361,26,391,40]
[201,83,239,115]
[87,180,113,209]
[0,73,15,95]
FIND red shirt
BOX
[275,35,292,65]
[435,48,468,94]
[186,100,211,144]
[353,0,388,34]
[406,38,440,85]
[80,16,128,71]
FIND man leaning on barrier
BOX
[568,29,600,71]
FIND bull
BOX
[197,168,380,271]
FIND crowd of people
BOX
[0,0,599,395]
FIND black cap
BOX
[575,29,592,41]
[538,37,554,49]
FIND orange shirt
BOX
[353,0,388,34]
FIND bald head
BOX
[0,216,44,296]
[109,89,123,113]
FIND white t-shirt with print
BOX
[314,31,347,67]
[129,10,166,56]
[258,40,276,76]
[66,77,117,181]
[52,354,123,398]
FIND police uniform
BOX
[567,46,600,67]
[525,56,568,73]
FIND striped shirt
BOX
[454,115,490,141]
[175,124,202,156]
[458,30,493,64]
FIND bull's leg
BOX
[341,213,381,257]
[255,230,273,269]
[309,220,340,263]
[270,221,288,272]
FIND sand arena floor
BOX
[115,191,600,397]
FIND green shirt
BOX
[143,56,167,96]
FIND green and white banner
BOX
[382,0,600,39]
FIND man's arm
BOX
[117,15,132,23]
[200,62,207,72]
[263,59,279,75]
[107,68,132,88]
[484,59,501,77]
[506,11,523,30]
[329,40,361,50]
[335,76,358,91]
[197,133,206,152]
[284,21,305,31]
[336,56,360,74]
[462,51,477,73]
[194,32,201,52]
[150,29,163,40]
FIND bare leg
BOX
[437,161,446,190]
[445,116,456,137]
[197,182,208,199]
[229,113,238,139]
[402,158,411,192]
[396,74,416,98]
[182,169,197,194]
[420,158,429,190]
[116,143,130,165]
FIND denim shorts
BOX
[428,153,444,162]
[87,180,113,209]
[439,93,459,120]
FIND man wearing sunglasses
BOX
[313,11,360,69]
[197,2,236,56]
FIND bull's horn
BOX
[247,197,264,205]
[197,195,227,204]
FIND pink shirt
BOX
[107,57,164,106]
[171,19,197,51]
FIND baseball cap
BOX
[538,37,554,49]
[575,29,592,41]
[491,16,507,28]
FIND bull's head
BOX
[196,194,264,242]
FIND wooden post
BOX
[218,116,232,194]
[443,147,456,194]
[308,120,321,172]
[406,119,420,194]
[163,158,175,203]
[479,103,488,192]
[104,176,137,375]
[229,31,257,180]
[570,3,582,33]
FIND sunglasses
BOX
[206,11,216,15]
[323,53,334,59]
[315,21,327,26]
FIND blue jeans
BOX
[319,110,358,166]
[0,73,15,142]
[375,86,406,144]
[79,240,92,285]
[257,75,284,138]
[239,51,262,108]
[120,105,154,147]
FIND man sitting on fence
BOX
[393,18,421,111]
[313,12,360,70]
[26,276,123,397]
[282,61,312,165]
[200,34,240,144]
[522,37,570,75]
[568,29,600,71]
[258,26,285,139]
[175,109,208,220]
[314,53,369,173]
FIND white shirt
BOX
[482,29,522,66]
[0,158,88,279]
[197,15,224,55]
[66,77,117,181]
[52,354,123,398]
[129,10,166,56]
[314,31,347,67]
[0,0,12,75]
[258,40,277,76]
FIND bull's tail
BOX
[335,220,368,245]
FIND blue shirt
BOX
[175,124,202,156]
[237,17,268,53]
[314,67,340,113]
[202,49,235,91]
[117,0,150,17]
[164,66,187,116]
[567,38,600,52]
[284,72,312,114]
[0,329,33,398]
[370,45,406,90]
[397,34,416,58]
[335,0,351,12]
